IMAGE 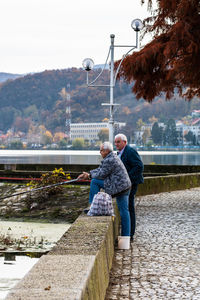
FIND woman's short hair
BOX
[102,141,113,152]
[114,133,127,142]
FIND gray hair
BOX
[114,133,127,142]
[102,141,113,152]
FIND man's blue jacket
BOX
[120,145,144,185]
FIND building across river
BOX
[70,122,126,141]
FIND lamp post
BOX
[82,19,144,145]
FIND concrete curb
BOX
[6,211,120,300]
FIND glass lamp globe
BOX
[82,58,94,71]
[131,19,144,31]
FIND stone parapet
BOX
[138,173,200,196]
[6,210,120,300]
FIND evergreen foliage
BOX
[151,122,163,144]
[163,119,179,146]
[185,131,197,145]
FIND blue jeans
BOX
[89,178,104,204]
[116,191,130,236]
[89,178,130,236]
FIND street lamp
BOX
[82,19,144,144]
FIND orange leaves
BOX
[53,132,66,142]
[122,106,131,115]
[116,0,200,101]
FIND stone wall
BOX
[1,163,200,174]
[1,164,200,185]
[137,173,200,196]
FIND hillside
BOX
[0,68,199,134]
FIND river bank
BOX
[0,183,90,223]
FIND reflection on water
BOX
[0,150,200,165]
[0,220,70,299]
[139,151,200,165]
[0,255,38,299]
[0,221,70,253]
[0,150,102,165]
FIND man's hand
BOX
[77,172,90,180]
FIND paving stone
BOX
[105,187,200,300]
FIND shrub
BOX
[27,168,71,200]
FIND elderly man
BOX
[78,141,131,237]
[115,134,144,241]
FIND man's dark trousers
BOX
[129,184,138,237]
[120,145,144,238]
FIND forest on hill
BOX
[0,68,199,135]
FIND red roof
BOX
[191,118,200,125]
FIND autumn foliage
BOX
[117,0,200,101]
[0,68,130,133]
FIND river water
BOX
[0,255,38,299]
[0,150,200,165]
[0,221,70,299]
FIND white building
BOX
[191,110,200,118]
[134,130,143,145]
[176,120,200,143]
[70,122,126,141]
[141,122,165,132]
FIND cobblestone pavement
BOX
[105,188,200,300]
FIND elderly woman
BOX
[78,141,131,237]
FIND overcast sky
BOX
[0,0,150,74]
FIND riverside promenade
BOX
[105,187,200,300]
